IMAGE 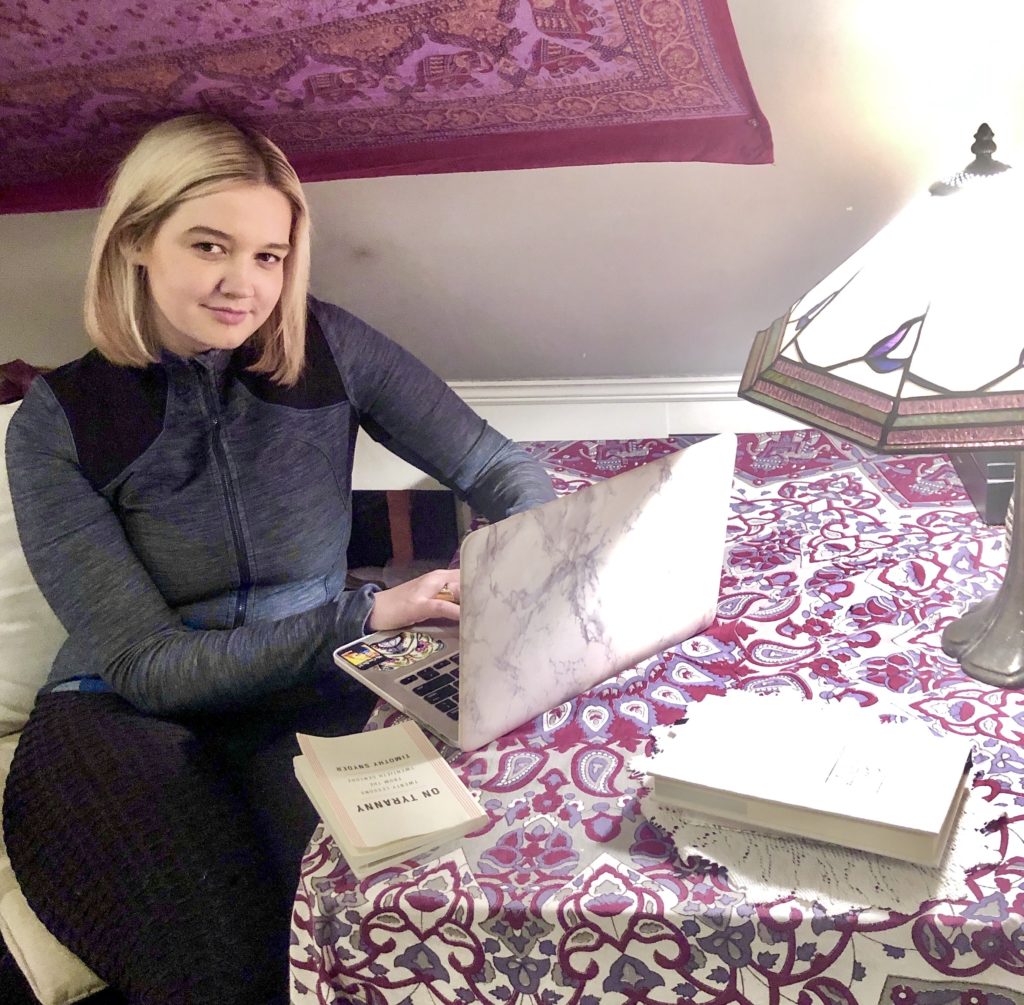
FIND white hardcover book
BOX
[646,691,974,867]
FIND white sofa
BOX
[0,400,106,1004]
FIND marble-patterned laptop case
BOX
[455,432,736,749]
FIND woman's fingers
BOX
[368,568,461,631]
[431,575,461,604]
[431,598,461,619]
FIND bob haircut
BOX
[85,114,311,385]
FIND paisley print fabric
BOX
[291,431,1024,1004]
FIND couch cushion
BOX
[0,401,67,737]
[1,399,104,1002]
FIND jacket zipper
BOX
[200,369,251,628]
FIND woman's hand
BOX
[367,569,461,631]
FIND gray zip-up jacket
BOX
[6,297,556,716]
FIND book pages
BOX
[638,780,1000,914]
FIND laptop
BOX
[333,432,737,750]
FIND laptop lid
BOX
[455,432,736,749]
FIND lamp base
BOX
[941,599,1024,688]
[941,449,1024,689]
[949,450,1015,524]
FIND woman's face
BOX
[136,183,293,357]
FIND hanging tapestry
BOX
[0,0,772,213]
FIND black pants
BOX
[2,678,377,1005]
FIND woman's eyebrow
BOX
[184,225,291,253]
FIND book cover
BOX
[646,691,974,866]
[294,719,486,875]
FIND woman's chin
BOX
[187,322,260,355]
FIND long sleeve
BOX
[6,378,378,716]
[315,298,557,521]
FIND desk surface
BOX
[291,431,1024,1005]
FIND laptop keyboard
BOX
[398,655,461,719]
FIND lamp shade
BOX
[740,169,1024,452]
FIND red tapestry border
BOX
[2,113,768,214]
[0,0,771,213]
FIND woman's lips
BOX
[205,305,250,325]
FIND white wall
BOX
[3,0,1024,382]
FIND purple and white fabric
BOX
[291,431,1024,1005]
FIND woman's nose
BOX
[218,259,257,297]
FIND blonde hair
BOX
[85,114,311,385]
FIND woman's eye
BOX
[193,242,224,254]
[257,252,282,265]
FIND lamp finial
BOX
[966,122,1009,176]
[929,122,1011,195]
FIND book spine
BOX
[301,748,366,849]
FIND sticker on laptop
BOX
[337,631,445,672]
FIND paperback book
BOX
[294,719,487,878]
[646,691,974,867]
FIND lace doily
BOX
[633,723,1003,916]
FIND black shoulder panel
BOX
[232,311,347,409]
[42,352,168,490]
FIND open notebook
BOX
[334,432,736,750]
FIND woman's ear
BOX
[119,232,148,268]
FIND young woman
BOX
[3,115,555,1004]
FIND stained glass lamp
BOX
[739,124,1024,688]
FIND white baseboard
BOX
[353,375,806,490]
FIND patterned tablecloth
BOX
[290,431,1024,1005]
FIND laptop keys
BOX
[430,684,458,704]
[412,673,454,697]
[398,654,461,721]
